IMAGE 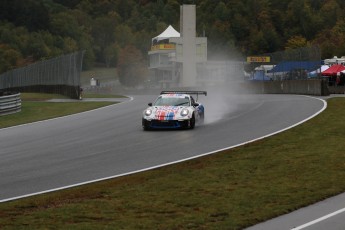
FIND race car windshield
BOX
[154,97,190,106]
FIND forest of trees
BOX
[1,0,345,75]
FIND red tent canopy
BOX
[321,64,345,76]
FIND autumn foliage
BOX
[0,0,345,75]
[117,45,148,87]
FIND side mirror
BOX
[193,102,199,107]
[148,102,152,106]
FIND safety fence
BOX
[0,92,21,116]
[243,46,335,95]
[0,51,85,99]
[247,46,322,81]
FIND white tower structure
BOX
[180,5,197,87]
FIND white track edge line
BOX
[0,96,327,203]
[291,207,345,230]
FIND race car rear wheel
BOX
[189,114,195,129]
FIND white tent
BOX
[152,25,180,43]
[324,56,345,65]
[318,65,330,72]
[308,65,330,77]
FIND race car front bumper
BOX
[142,118,190,129]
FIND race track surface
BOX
[0,93,325,204]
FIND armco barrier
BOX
[0,93,21,116]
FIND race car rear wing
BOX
[160,91,207,101]
[160,91,207,96]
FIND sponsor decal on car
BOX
[155,106,179,120]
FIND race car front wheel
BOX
[142,119,150,131]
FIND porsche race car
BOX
[142,91,207,130]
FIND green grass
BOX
[83,93,127,99]
[1,97,345,229]
[20,93,69,101]
[0,93,116,129]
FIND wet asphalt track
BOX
[1,93,335,229]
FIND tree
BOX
[91,15,118,63]
[213,2,230,21]
[26,32,51,60]
[104,43,119,67]
[50,11,82,40]
[319,0,342,27]
[0,0,50,31]
[162,3,179,25]
[284,0,327,40]
[231,13,251,46]
[2,0,345,71]
[312,20,345,59]
[115,24,134,47]
[52,0,81,8]
[0,44,23,73]
[117,45,148,87]
[285,35,309,50]
[63,37,78,53]
[248,29,269,54]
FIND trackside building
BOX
[148,5,207,88]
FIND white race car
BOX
[142,91,207,130]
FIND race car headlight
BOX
[144,109,152,116]
[180,108,189,116]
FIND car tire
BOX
[190,114,195,129]
[142,119,150,131]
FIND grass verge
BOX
[83,93,127,99]
[0,93,116,129]
[1,97,345,229]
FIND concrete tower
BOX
[180,5,197,87]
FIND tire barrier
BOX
[0,92,21,116]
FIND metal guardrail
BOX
[0,93,21,116]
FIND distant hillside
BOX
[0,0,344,73]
